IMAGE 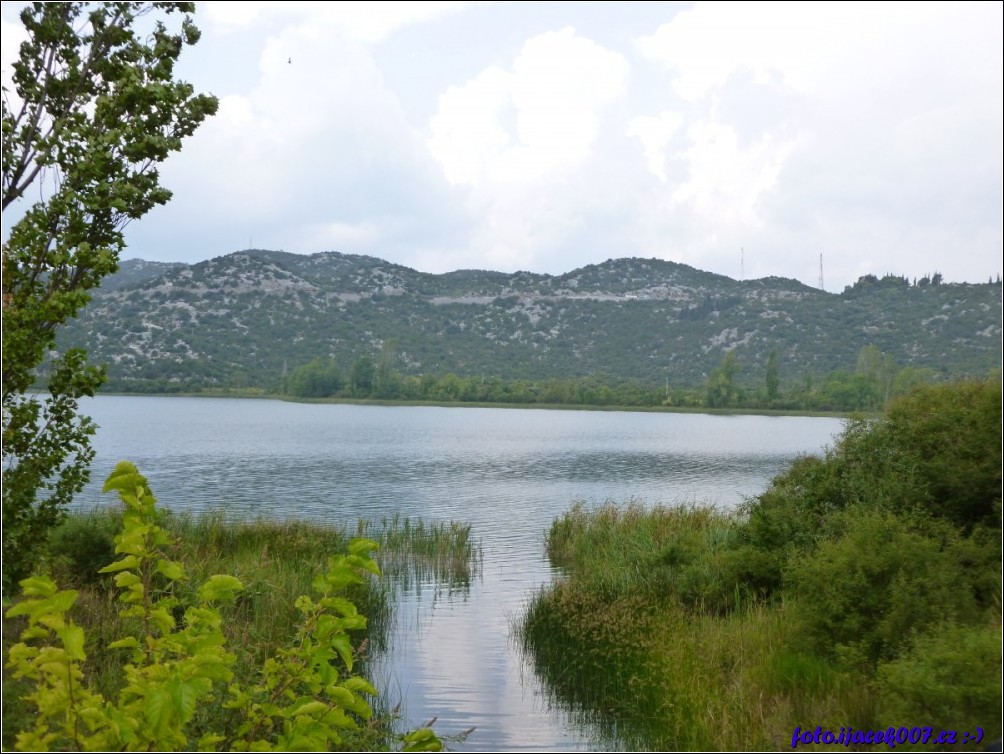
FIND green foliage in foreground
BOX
[520,379,1002,750]
[2,0,218,596]
[5,462,442,752]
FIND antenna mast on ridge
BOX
[740,246,744,282]
[818,254,824,291]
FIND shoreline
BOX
[90,388,854,419]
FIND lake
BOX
[75,395,844,751]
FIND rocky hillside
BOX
[59,249,1002,391]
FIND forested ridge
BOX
[58,249,1001,403]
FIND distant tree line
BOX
[279,342,964,413]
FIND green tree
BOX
[285,357,342,398]
[765,349,780,403]
[349,355,375,397]
[706,351,742,408]
[2,2,218,592]
[856,344,896,410]
[374,339,400,398]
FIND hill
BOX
[58,249,1002,392]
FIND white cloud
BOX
[626,111,683,182]
[202,0,469,42]
[427,66,514,186]
[636,2,890,101]
[127,12,462,261]
[507,28,628,170]
[671,118,793,228]
[425,27,630,269]
[428,27,629,186]
[3,1,996,290]
[625,1,1002,286]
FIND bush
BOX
[876,622,1002,738]
[742,378,1002,596]
[4,462,442,752]
[46,510,121,588]
[876,380,1002,528]
[787,507,986,667]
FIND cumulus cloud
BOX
[2,2,998,289]
[629,1,1002,286]
[626,111,684,183]
[426,27,630,269]
[127,8,465,262]
[428,27,629,185]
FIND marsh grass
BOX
[518,503,901,750]
[3,506,482,750]
[520,484,1001,751]
[547,500,754,612]
[355,512,483,592]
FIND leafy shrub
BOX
[4,462,441,752]
[46,509,122,588]
[876,621,1002,737]
[787,507,985,666]
[875,380,1002,528]
[743,379,1001,591]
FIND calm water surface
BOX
[77,396,843,751]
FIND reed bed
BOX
[355,511,483,591]
[518,502,904,750]
[4,505,482,750]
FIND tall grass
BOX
[546,500,758,613]
[520,490,1002,750]
[354,511,482,592]
[3,506,482,750]
[518,502,918,750]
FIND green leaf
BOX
[47,590,78,614]
[402,727,443,752]
[155,558,184,581]
[17,576,59,599]
[343,676,378,696]
[171,679,200,724]
[330,633,353,671]
[145,686,173,734]
[197,733,226,750]
[197,574,244,603]
[4,599,38,619]
[149,606,176,633]
[113,571,142,589]
[288,699,328,718]
[323,596,358,618]
[326,685,371,718]
[99,554,141,573]
[348,537,379,558]
[56,624,86,661]
[102,461,145,493]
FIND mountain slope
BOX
[59,250,1003,391]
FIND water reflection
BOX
[77,396,843,751]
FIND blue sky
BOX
[3,1,1002,291]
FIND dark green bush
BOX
[876,621,1002,738]
[875,380,1002,528]
[787,507,986,666]
[47,509,121,587]
[742,379,1001,600]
